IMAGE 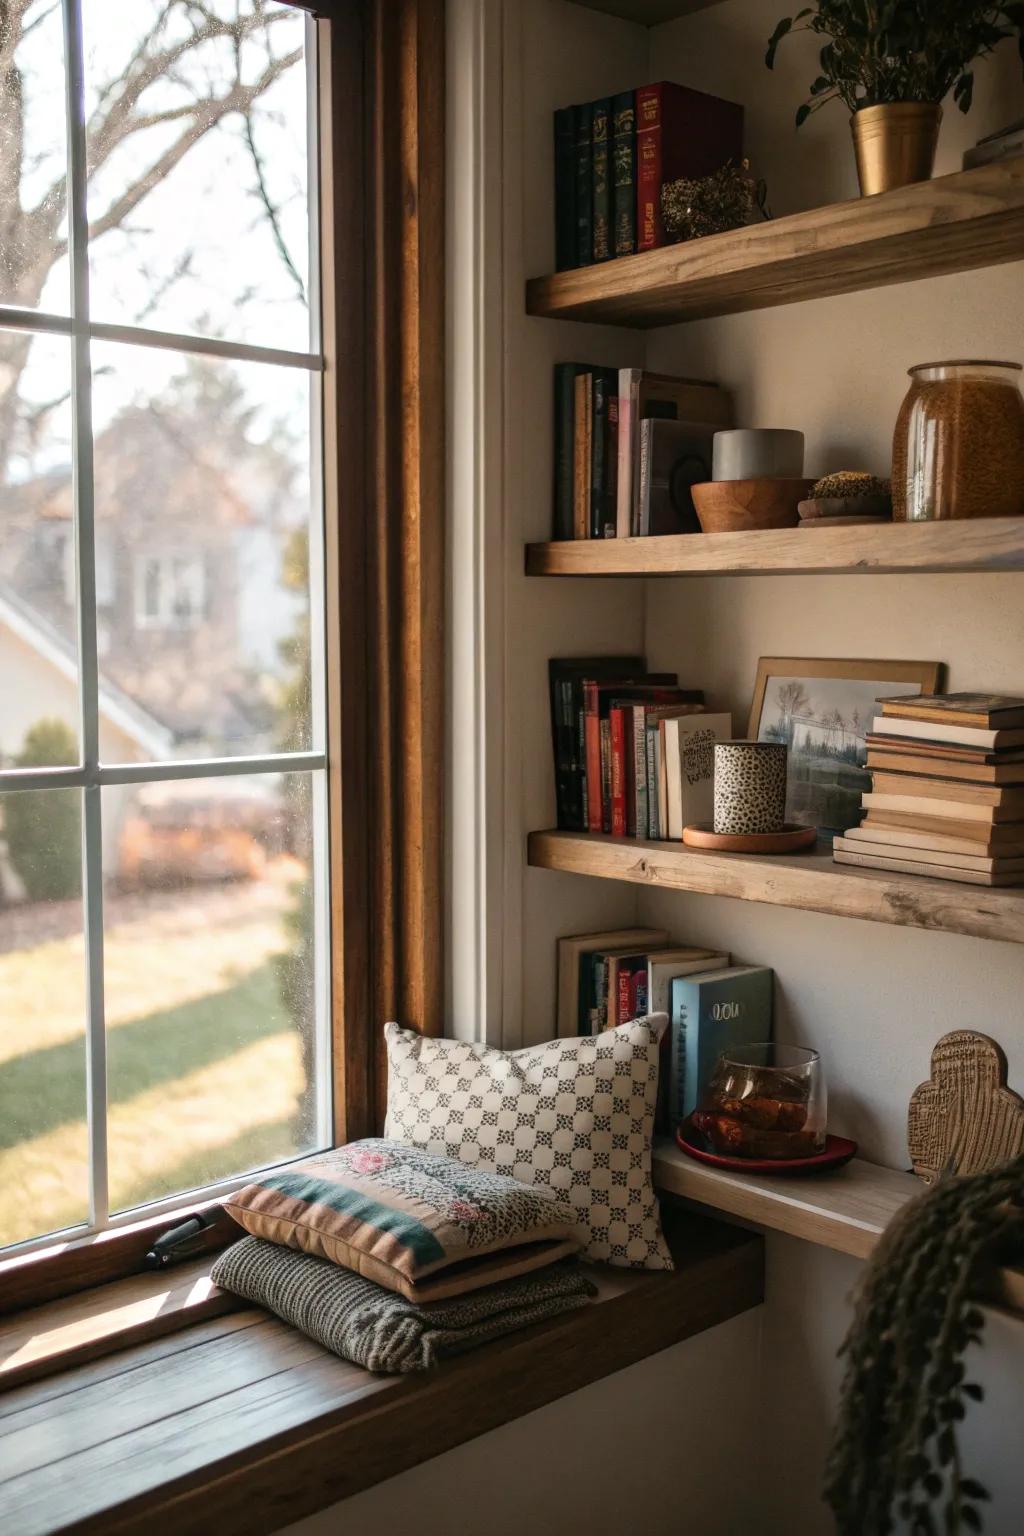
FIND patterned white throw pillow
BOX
[383,1016,672,1270]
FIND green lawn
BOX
[0,882,315,1251]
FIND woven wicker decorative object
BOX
[908,1030,1024,1183]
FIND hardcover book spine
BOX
[610,706,627,837]
[592,98,612,262]
[553,364,579,542]
[591,371,607,539]
[573,371,591,539]
[617,963,633,1029]
[592,954,606,1033]
[574,102,594,268]
[636,84,663,252]
[584,682,603,834]
[612,90,636,256]
[554,675,573,830]
[637,416,654,537]
[633,703,648,840]
[553,107,577,271]
[600,717,613,833]
[616,367,641,538]
[577,687,589,830]
[564,678,583,830]
[605,387,619,538]
[646,721,660,837]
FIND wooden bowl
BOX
[692,477,815,533]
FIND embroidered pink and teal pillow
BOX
[223,1139,581,1301]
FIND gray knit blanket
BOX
[212,1236,597,1373]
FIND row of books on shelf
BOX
[552,365,730,542]
[553,81,743,270]
[834,693,1024,888]
[556,925,772,1131]
[548,655,733,837]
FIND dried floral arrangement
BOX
[825,1152,1024,1535]
[661,160,770,243]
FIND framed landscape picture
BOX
[747,657,944,838]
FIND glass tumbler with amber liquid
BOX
[694,1043,827,1160]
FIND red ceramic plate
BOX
[675,1116,858,1175]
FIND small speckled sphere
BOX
[714,741,788,835]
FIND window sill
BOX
[0,1210,762,1536]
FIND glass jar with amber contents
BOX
[693,1043,827,1160]
[892,360,1024,521]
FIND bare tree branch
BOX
[242,108,306,304]
[83,46,302,247]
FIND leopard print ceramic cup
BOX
[713,741,788,835]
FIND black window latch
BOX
[144,1210,218,1270]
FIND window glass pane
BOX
[103,770,321,1214]
[0,788,88,1250]
[90,342,313,761]
[82,0,310,351]
[0,329,79,767]
[0,0,70,313]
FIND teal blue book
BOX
[668,966,774,1127]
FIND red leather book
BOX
[636,82,743,252]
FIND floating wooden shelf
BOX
[653,1139,1024,1317]
[526,159,1024,327]
[527,830,1024,946]
[526,517,1024,577]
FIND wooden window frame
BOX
[0,0,444,1316]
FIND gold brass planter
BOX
[851,102,942,197]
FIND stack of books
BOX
[549,656,731,838]
[556,929,774,1135]
[553,81,743,270]
[834,694,1024,887]
[552,365,732,541]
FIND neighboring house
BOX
[0,584,171,871]
[1,360,303,762]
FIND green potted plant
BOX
[766,2,1024,196]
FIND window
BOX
[0,1,331,1259]
[134,552,207,630]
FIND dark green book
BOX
[553,362,588,541]
[592,97,612,262]
[590,368,617,539]
[553,107,577,271]
[573,102,593,268]
[611,90,636,256]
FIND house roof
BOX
[0,583,174,760]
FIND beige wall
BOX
[283,1309,762,1536]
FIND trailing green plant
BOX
[767,2,1024,126]
[824,1151,1024,1535]
[3,718,80,902]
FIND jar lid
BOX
[908,359,1022,373]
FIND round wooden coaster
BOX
[682,822,818,854]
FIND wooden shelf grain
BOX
[0,1213,761,1536]
[526,159,1024,327]
[526,517,1024,578]
[653,1139,1024,1317]
[527,830,1024,946]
